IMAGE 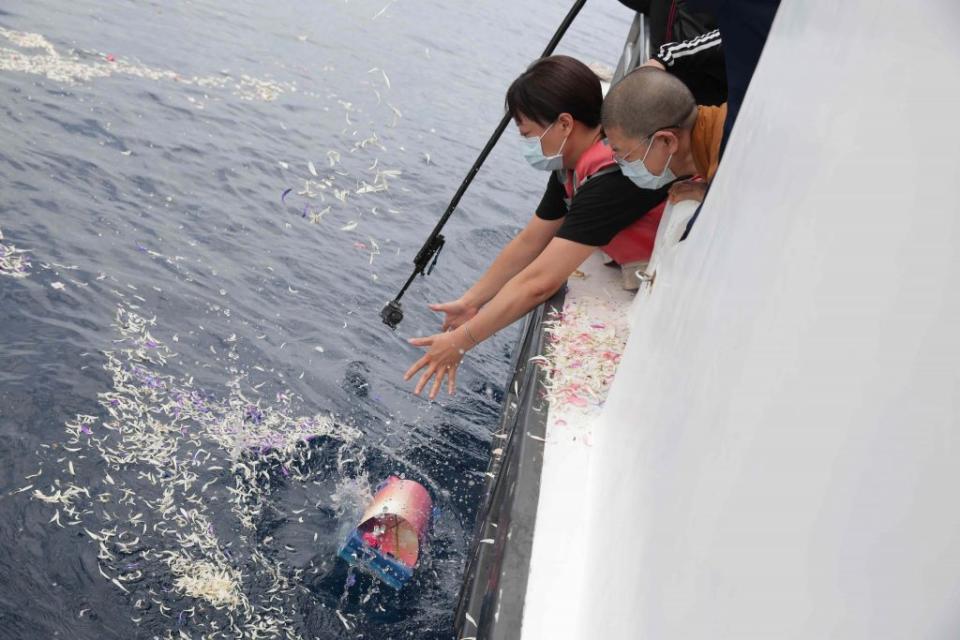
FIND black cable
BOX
[380,0,589,328]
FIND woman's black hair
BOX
[505,55,603,128]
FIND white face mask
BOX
[617,135,676,190]
[521,121,568,171]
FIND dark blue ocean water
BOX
[0,1,630,637]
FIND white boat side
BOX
[520,250,636,638]
[574,0,960,637]
[462,0,960,636]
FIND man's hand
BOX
[668,180,708,204]
[404,328,473,399]
[428,299,479,332]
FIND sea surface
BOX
[0,1,630,637]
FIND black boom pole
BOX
[380,0,589,328]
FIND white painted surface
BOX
[572,0,960,638]
[521,251,633,638]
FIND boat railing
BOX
[453,288,565,640]
[611,11,651,86]
[453,7,651,637]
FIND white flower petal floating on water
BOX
[307,160,318,177]
[355,181,386,195]
[340,221,358,232]
[354,132,385,151]
[308,206,330,224]
[170,558,243,610]
[33,486,86,505]
[336,609,352,631]
[0,227,32,278]
[0,27,294,101]
[29,305,368,637]
[367,237,381,265]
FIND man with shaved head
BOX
[602,67,726,204]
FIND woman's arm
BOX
[432,214,563,330]
[405,237,593,398]
[466,237,592,342]
[463,214,564,308]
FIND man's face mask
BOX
[521,121,568,171]
[617,133,676,189]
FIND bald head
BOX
[602,67,697,139]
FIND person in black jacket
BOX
[647,29,726,106]
[616,0,717,52]
[617,0,726,105]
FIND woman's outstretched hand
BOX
[404,328,473,400]
[428,299,478,332]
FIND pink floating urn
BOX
[338,476,434,589]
